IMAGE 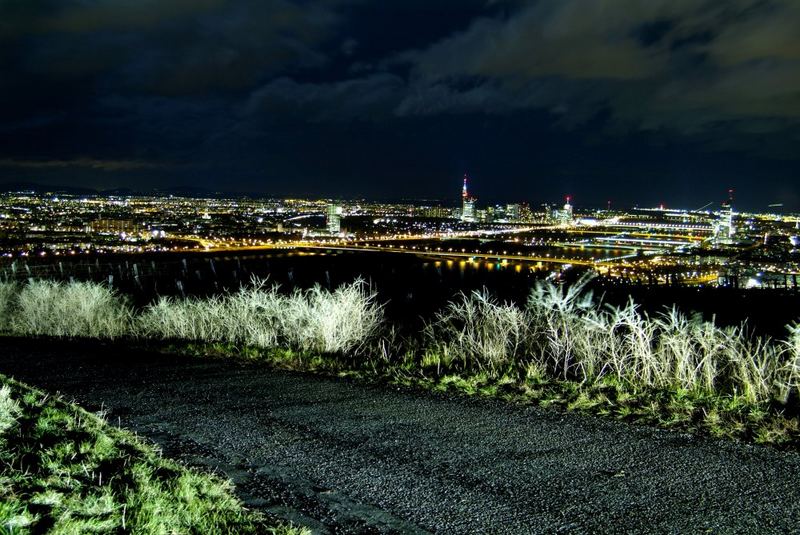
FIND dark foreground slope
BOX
[1,339,799,534]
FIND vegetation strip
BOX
[1,276,800,448]
[161,341,800,449]
[0,373,308,534]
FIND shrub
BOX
[779,323,800,402]
[525,275,599,380]
[420,274,800,404]
[137,278,383,355]
[423,289,530,377]
[0,281,17,334]
[138,294,232,342]
[279,279,383,354]
[8,280,133,339]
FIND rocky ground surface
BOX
[2,338,800,534]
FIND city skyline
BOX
[1,2,799,210]
[0,176,762,214]
[2,178,796,293]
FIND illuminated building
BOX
[416,204,451,219]
[326,203,342,234]
[715,189,736,243]
[461,174,477,223]
[554,196,574,226]
[519,203,533,222]
[461,199,476,222]
[505,203,521,222]
[88,219,138,235]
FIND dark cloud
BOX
[393,0,800,131]
[0,0,798,208]
[244,74,405,122]
[0,0,222,37]
[0,157,165,171]
[2,0,346,96]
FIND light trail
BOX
[299,244,599,266]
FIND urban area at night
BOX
[2,177,798,290]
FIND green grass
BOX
[410,373,800,447]
[0,374,309,535]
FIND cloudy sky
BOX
[1,0,799,209]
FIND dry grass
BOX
[422,275,800,405]
[136,277,384,355]
[1,280,133,339]
[2,275,800,409]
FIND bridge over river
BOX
[297,244,627,267]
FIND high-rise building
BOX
[555,196,574,225]
[461,174,477,223]
[505,203,521,222]
[519,202,533,222]
[326,203,342,234]
[716,189,736,242]
[462,199,476,222]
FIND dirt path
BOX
[2,338,799,534]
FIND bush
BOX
[423,289,530,377]
[418,275,800,404]
[280,279,384,354]
[137,278,383,355]
[4,280,133,339]
[779,323,800,402]
[0,282,17,333]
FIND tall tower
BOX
[716,188,735,243]
[461,173,476,222]
[558,195,574,225]
[722,189,735,238]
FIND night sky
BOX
[1,1,799,210]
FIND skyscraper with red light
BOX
[461,174,476,222]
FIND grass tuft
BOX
[0,374,309,535]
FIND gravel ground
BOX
[2,338,800,534]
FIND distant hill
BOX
[153,186,229,198]
[0,181,257,199]
[0,181,98,195]
[101,187,139,196]
[0,182,446,203]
